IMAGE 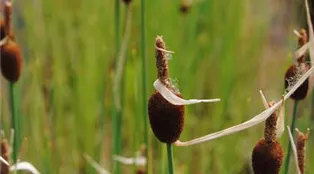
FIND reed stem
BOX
[140,0,149,173]
[283,100,299,174]
[112,0,121,173]
[166,143,174,174]
[9,83,18,164]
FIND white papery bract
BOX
[153,79,220,106]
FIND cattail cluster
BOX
[252,102,283,174]
[0,1,22,83]
[148,36,185,143]
[1,138,10,174]
[296,129,309,174]
[284,29,310,100]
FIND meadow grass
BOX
[0,0,313,173]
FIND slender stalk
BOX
[9,83,18,164]
[112,0,120,173]
[166,143,174,174]
[140,0,149,173]
[283,100,299,174]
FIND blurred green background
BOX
[0,0,313,173]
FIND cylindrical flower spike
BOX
[296,128,310,174]
[149,36,220,143]
[252,101,284,174]
[148,36,185,143]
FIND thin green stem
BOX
[9,83,18,164]
[166,143,174,174]
[283,100,299,174]
[140,0,149,173]
[112,0,120,173]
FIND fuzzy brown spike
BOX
[155,36,170,88]
[0,19,5,40]
[296,128,309,174]
[4,1,12,37]
[264,102,278,143]
[1,138,10,174]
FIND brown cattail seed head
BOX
[148,92,185,143]
[252,139,283,174]
[1,41,23,83]
[296,129,309,174]
[1,138,10,174]
[148,36,185,143]
[284,65,309,100]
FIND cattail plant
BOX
[287,127,310,174]
[0,1,22,83]
[284,1,314,173]
[0,0,22,166]
[0,131,40,174]
[295,128,309,174]
[148,36,220,173]
[251,92,284,174]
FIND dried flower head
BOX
[296,128,309,174]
